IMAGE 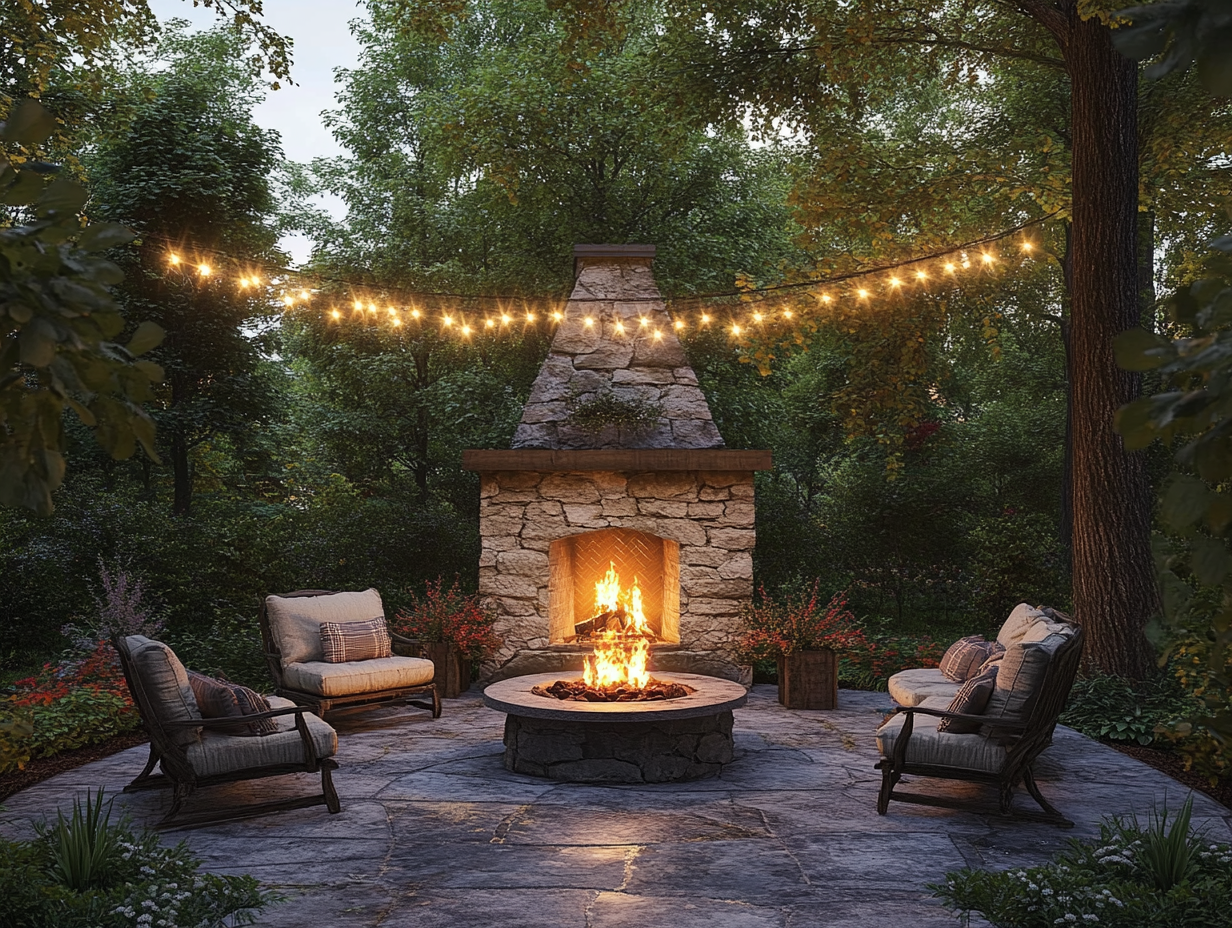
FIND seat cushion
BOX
[876,696,1009,773]
[185,696,337,778]
[266,589,386,667]
[124,635,201,748]
[887,668,959,707]
[282,655,436,697]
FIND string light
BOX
[701,313,711,324]
[282,294,294,307]
[330,308,341,320]
[753,312,764,322]
[367,303,377,313]
[820,293,832,303]
[411,308,421,319]
[945,263,956,274]
[198,264,211,276]
[782,310,792,319]
[354,300,363,311]
[675,319,685,329]
[889,277,901,288]
[501,314,511,324]
[857,288,870,299]
[916,270,927,281]
[168,254,181,266]
[981,252,994,264]
[486,319,495,328]
[584,317,595,327]
[300,289,310,300]
[551,311,563,321]
[443,315,453,327]
[731,323,742,335]
[526,312,535,321]
[1021,241,1033,252]
[392,316,402,327]
[461,324,472,336]
[614,321,625,333]
[653,330,663,340]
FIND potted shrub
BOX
[392,578,501,698]
[736,583,861,710]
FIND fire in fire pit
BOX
[536,560,689,702]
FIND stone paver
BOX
[3,686,1229,927]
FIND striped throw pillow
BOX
[320,616,392,663]
[939,635,998,682]
[937,666,998,734]
[187,671,278,736]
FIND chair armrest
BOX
[162,704,314,730]
[390,631,422,647]
[890,704,1028,732]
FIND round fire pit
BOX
[483,672,747,783]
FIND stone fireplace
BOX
[464,245,771,683]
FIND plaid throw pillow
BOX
[187,671,277,736]
[939,635,998,682]
[320,616,392,663]
[937,666,998,734]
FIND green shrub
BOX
[933,796,1232,927]
[1061,672,1199,746]
[0,796,274,928]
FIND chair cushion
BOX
[876,696,1009,773]
[320,617,392,664]
[981,632,1071,739]
[282,655,436,697]
[936,666,998,734]
[887,668,959,707]
[266,589,385,667]
[124,636,201,748]
[187,671,278,736]
[939,636,1003,682]
[185,696,337,778]
[996,603,1049,649]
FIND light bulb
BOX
[614,321,624,333]
[857,288,869,299]
[198,264,211,276]
[443,315,453,326]
[501,314,511,324]
[675,320,685,329]
[945,263,956,273]
[526,313,535,321]
[330,308,341,320]
[982,253,994,264]
[282,294,294,306]
[411,308,421,319]
[169,254,181,265]
[731,324,742,335]
[392,317,402,327]
[889,277,901,287]
[1022,241,1033,252]
[653,330,663,340]
[916,270,927,280]
[552,311,563,321]
[485,319,495,328]
[300,289,310,300]
[462,324,472,335]
[701,313,711,324]
[821,293,833,303]
[584,317,594,327]
[782,310,793,319]
[753,312,764,322]
[354,300,363,311]
[368,303,376,313]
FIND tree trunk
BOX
[1065,12,1157,679]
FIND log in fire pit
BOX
[483,671,747,783]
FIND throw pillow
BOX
[937,666,998,734]
[939,635,997,682]
[187,671,277,737]
[320,616,392,663]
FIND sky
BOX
[147,0,365,263]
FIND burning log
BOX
[532,678,696,702]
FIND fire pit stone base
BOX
[483,671,747,783]
[503,711,734,782]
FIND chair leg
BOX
[321,760,341,814]
[875,761,899,815]
[125,742,162,791]
[432,684,441,718]
[1021,766,1073,828]
[160,781,193,825]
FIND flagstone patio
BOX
[3,686,1229,928]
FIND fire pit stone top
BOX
[482,672,747,722]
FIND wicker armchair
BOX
[114,634,341,827]
[875,622,1084,827]
[259,588,441,719]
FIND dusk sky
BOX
[147,0,365,262]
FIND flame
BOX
[593,562,650,635]
[583,561,652,690]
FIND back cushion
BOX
[981,632,1070,739]
[126,636,201,748]
[996,603,1048,649]
[266,589,385,666]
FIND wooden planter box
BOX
[425,642,470,698]
[777,649,838,710]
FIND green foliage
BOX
[933,798,1232,927]
[36,790,119,892]
[1,99,163,514]
[1115,0,1232,96]
[1062,672,1199,745]
[565,389,663,436]
[1115,237,1232,750]
[23,689,139,759]
[0,707,33,772]
[0,803,273,928]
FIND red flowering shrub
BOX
[1,641,139,774]
[390,577,502,661]
[738,582,945,691]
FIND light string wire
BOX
[147,211,1055,339]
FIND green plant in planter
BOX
[565,389,663,436]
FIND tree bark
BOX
[1064,10,1157,679]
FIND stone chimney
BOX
[512,245,724,450]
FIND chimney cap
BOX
[572,244,656,258]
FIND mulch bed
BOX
[0,732,148,804]
[1105,740,1232,813]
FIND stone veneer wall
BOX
[479,468,755,680]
